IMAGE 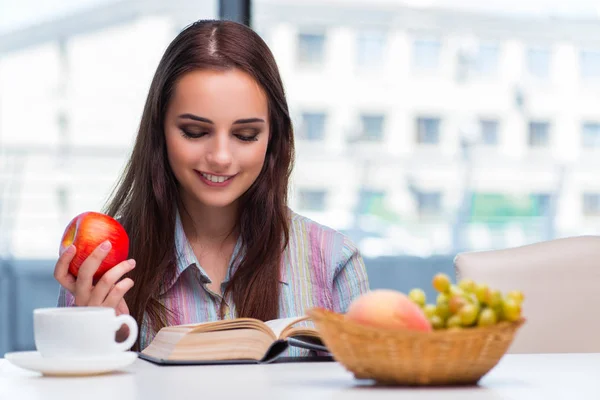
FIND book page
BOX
[264,316,309,338]
[173,318,273,338]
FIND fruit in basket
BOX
[429,314,444,329]
[448,285,465,297]
[346,289,433,332]
[502,298,522,322]
[59,211,129,281]
[477,308,498,327]
[474,283,490,303]
[435,293,451,319]
[448,295,468,314]
[408,288,426,307]
[432,273,451,293]
[446,314,462,329]
[458,303,479,326]
[422,304,437,319]
[506,290,525,304]
[404,273,524,330]
[486,289,502,308]
[458,278,475,292]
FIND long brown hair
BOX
[103,20,294,349]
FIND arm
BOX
[331,237,370,313]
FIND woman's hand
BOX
[54,240,136,341]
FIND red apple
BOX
[60,211,129,281]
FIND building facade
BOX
[1,0,600,258]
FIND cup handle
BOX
[114,314,139,352]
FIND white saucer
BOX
[3,351,138,377]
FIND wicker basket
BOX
[307,307,525,386]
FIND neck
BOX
[178,196,238,247]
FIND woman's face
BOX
[164,68,270,211]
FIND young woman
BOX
[54,19,369,353]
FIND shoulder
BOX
[288,210,345,240]
[288,210,360,265]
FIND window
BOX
[528,121,550,148]
[580,50,600,80]
[530,193,551,216]
[412,39,441,71]
[57,111,70,163]
[582,122,600,148]
[526,47,551,79]
[417,191,442,217]
[300,112,326,141]
[471,192,548,222]
[474,44,499,76]
[416,117,440,144]
[360,114,385,141]
[357,190,385,214]
[583,193,600,216]
[298,190,326,211]
[479,119,499,145]
[56,187,69,215]
[298,32,325,67]
[356,31,386,69]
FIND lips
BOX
[200,172,233,183]
[195,171,236,187]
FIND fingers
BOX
[103,278,135,309]
[74,240,112,305]
[88,259,136,306]
[115,298,130,316]
[54,244,77,294]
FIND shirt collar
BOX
[158,210,202,295]
[159,209,288,296]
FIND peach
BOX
[346,289,432,332]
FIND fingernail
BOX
[66,245,76,254]
[128,259,136,268]
[100,240,112,250]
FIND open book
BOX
[138,315,329,365]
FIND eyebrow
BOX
[178,113,265,125]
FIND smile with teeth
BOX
[201,172,233,183]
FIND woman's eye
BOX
[180,129,208,139]
[236,134,259,142]
[235,129,260,142]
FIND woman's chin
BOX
[194,195,239,210]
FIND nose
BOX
[205,132,233,169]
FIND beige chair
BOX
[454,235,600,354]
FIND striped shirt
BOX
[57,210,370,356]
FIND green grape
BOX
[477,307,498,327]
[474,283,490,303]
[447,314,462,329]
[458,278,475,293]
[437,292,449,305]
[430,315,445,330]
[408,288,426,307]
[436,293,450,320]
[432,273,451,293]
[493,304,505,321]
[506,290,525,305]
[458,303,479,326]
[502,298,522,322]
[448,295,468,314]
[486,289,503,308]
[423,304,437,319]
[436,304,450,320]
[466,292,479,305]
[449,285,465,298]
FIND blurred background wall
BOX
[2,0,600,354]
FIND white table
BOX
[1,353,598,399]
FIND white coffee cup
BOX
[33,307,138,358]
